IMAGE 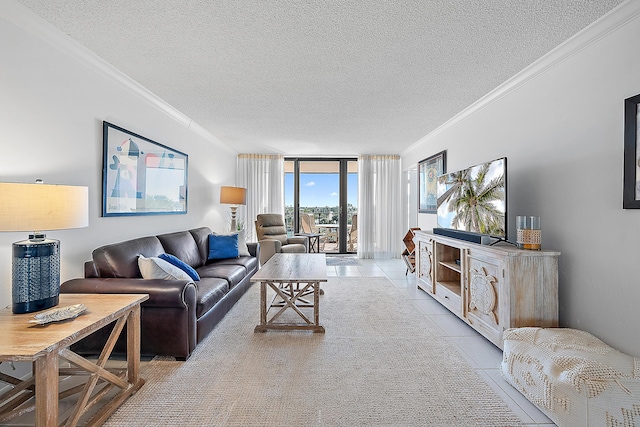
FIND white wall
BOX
[403,1,640,356]
[0,3,238,310]
[406,168,418,228]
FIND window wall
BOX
[284,158,358,253]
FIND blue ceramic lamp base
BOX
[12,235,60,314]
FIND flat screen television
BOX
[436,157,507,240]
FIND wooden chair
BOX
[300,213,316,234]
[300,213,328,251]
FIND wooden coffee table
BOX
[252,253,327,333]
[0,293,148,427]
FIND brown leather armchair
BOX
[255,214,308,265]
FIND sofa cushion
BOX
[157,230,202,268]
[209,256,259,276]
[196,264,247,288]
[189,227,213,266]
[92,236,165,278]
[208,234,239,260]
[195,278,229,319]
[159,253,201,281]
[138,255,193,281]
[281,244,306,254]
[261,234,288,245]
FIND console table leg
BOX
[255,282,268,332]
[34,352,58,427]
[314,281,320,328]
[127,305,141,384]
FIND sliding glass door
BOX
[285,158,357,254]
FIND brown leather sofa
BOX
[60,227,259,360]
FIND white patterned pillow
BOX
[138,255,193,281]
[237,230,250,256]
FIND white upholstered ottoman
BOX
[501,327,640,427]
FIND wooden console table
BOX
[413,230,559,349]
[0,293,148,427]
[252,253,327,333]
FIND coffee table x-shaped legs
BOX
[254,281,325,333]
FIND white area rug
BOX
[104,278,521,426]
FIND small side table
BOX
[296,233,321,253]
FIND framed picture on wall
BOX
[102,121,188,216]
[624,94,640,209]
[418,150,446,213]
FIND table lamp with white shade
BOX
[219,186,246,232]
[0,181,89,313]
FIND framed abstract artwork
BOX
[102,121,188,216]
[418,150,446,213]
[624,94,640,209]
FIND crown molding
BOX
[402,0,640,157]
[2,1,235,154]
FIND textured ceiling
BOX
[17,0,624,156]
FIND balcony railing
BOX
[285,206,357,253]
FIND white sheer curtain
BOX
[358,154,403,259]
[236,154,284,242]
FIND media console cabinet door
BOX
[465,252,505,346]
[416,239,434,293]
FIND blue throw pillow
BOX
[208,233,239,260]
[158,253,200,281]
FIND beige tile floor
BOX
[326,256,556,426]
[2,256,555,426]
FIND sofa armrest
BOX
[84,260,99,278]
[287,235,309,251]
[61,278,197,309]
[247,241,260,259]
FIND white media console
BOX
[413,230,560,349]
